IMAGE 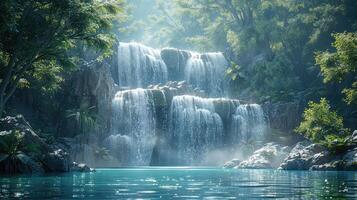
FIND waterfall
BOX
[168,95,224,165]
[230,104,267,146]
[184,52,228,96]
[107,89,157,166]
[101,42,269,166]
[117,42,168,87]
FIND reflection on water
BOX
[1,168,357,199]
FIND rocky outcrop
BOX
[161,48,190,81]
[0,115,71,174]
[278,130,357,171]
[71,162,95,172]
[223,159,241,168]
[42,149,70,172]
[278,141,330,170]
[237,143,290,169]
[223,143,290,169]
[147,81,206,100]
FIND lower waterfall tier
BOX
[105,87,268,166]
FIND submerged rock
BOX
[237,143,290,169]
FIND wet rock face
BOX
[237,143,290,169]
[278,141,330,170]
[161,48,190,81]
[262,101,304,134]
[147,81,206,99]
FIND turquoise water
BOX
[1,167,357,199]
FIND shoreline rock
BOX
[71,162,96,172]
[224,143,290,169]
[0,115,71,174]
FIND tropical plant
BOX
[0,130,40,173]
[66,102,96,136]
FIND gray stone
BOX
[71,162,95,172]
[237,143,290,169]
[278,141,330,170]
[223,159,241,168]
[343,148,357,170]
[43,149,70,172]
[310,160,346,171]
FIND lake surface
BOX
[1,167,357,199]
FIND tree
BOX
[0,0,123,117]
[295,98,348,146]
[315,32,357,104]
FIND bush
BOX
[295,98,349,152]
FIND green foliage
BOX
[0,0,124,116]
[226,62,243,81]
[66,102,96,136]
[0,130,40,159]
[322,135,350,155]
[131,0,357,103]
[295,98,349,150]
[316,32,357,104]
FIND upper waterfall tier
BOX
[116,43,168,88]
[114,42,228,97]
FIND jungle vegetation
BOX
[0,0,356,146]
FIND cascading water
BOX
[168,95,224,165]
[185,52,228,96]
[107,89,157,166]
[230,104,268,146]
[117,42,168,88]
[102,42,268,166]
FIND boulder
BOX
[309,147,357,171]
[342,148,357,170]
[43,149,70,172]
[279,141,330,170]
[223,159,241,168]
[237,143,290,169]
[71,162,95,172]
